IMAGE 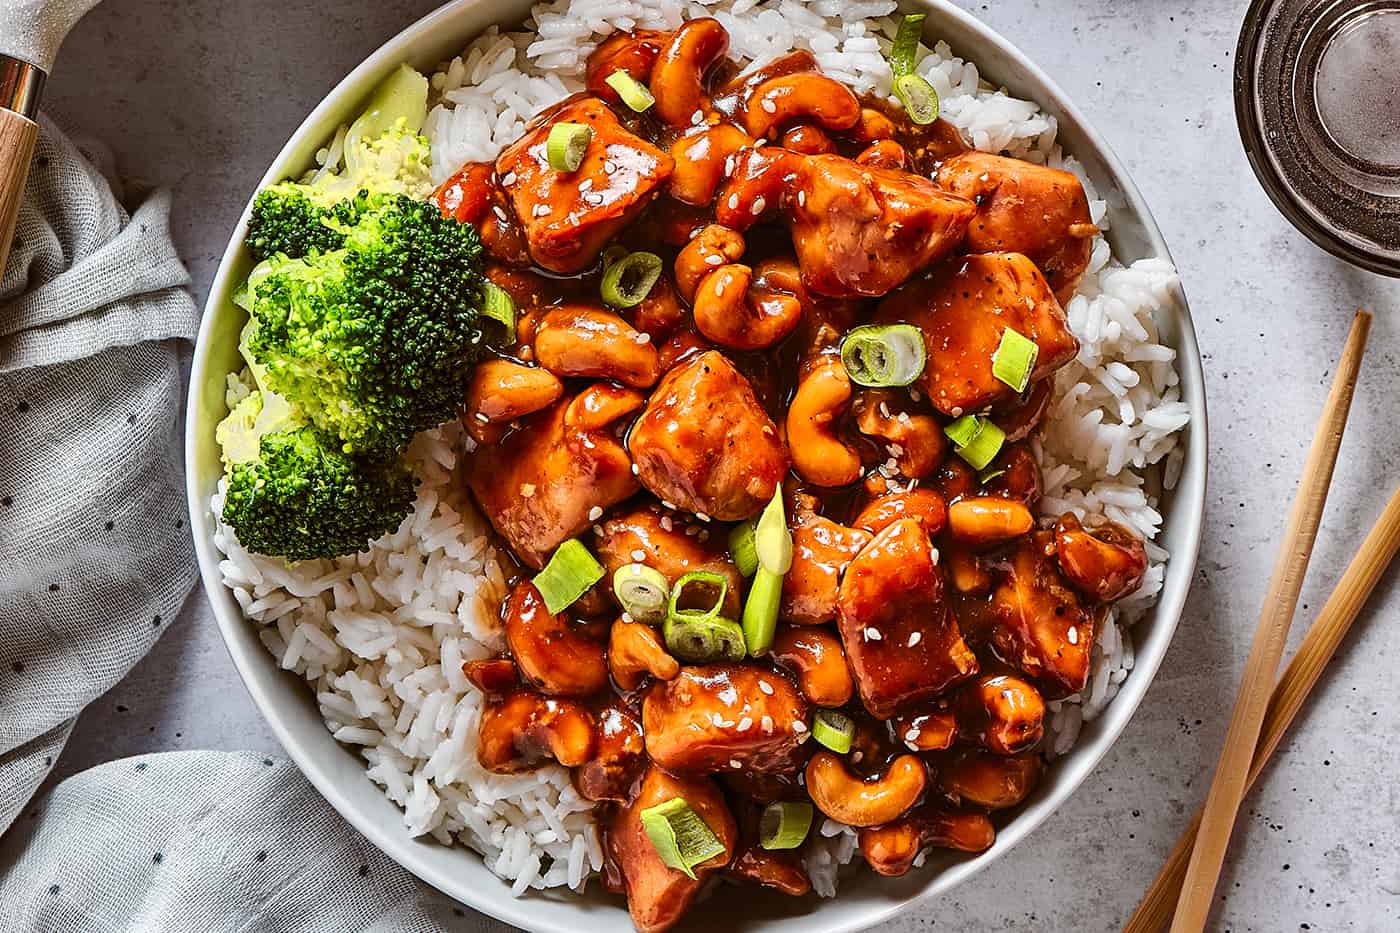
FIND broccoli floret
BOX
[240,193,489,452]
[245,183,364,262]
[218,391,414,561]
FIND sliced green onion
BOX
[960,419,1006,471]
[668,570,728,624]
[754,489,793,575]
[605,71,656,112]
[840,323,927,388]
[729,520,758,578]
[546,121,592,172]
[601,251,663,308]
[533,539,605,614]
[613,563,670,623]
[889,13,926,78]
[893,73,940,125]
[944,414,981,448]
[601,243,629,269]
[663,615,747,663]
[481,282,516,336]
[741,566,783,657]
[759,801,813,851]
[978,467,1006,485]
[991,326,1039,393]
[640,797,725,879]
[812,710,855,753]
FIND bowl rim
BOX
[185,2,1208,930]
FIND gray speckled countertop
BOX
[38,0,1400,930]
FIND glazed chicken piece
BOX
[468,384,642,568]
[642,665,808,774]
[780,513,871,626]
[532,303,661,389]
[787,153,976,298]
[477,691,596,773]
[577,700,648,802]
[627,351,789,521]
[432,161,531,266]
[937,748,1042,810]
[876,252,1080,417]
[593,504,743,617]
[605,765,737,933]
[950,670,1046,755]
[979,530,1096,699]
[936,151,1096,303]
[836,518,978,718]
[496,96,675,273]
[502,580,609,696]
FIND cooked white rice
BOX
[211,0,1187,903]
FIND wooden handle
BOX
[1126,475,1400,932]
[0,107,39,281]
[1168,310,1371,931]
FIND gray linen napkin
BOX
[0,117,510,932]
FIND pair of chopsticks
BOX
[1127,310,1393,932]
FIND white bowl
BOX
[185,2,1208,930]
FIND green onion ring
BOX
[893,73,940,125]
[840,323,928,387]
[889,13,926,78]
[667,570,728,624]
[600,251,663,308]
[663,615,747,663]
[605,71,656,112]
[613,562,669,624]
[533,539,605,615]
[956,418,1006,470]
[991,326,1039,393]
[640,798,725,878]
[759,800,814,851]
[546,121,592,172]
[943,414,982,448]
[812,709,856,754]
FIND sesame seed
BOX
[865,627,882,641]
[792,720,807,733]
[578,179,592,192]
[661,500,676,511]
[758,680,774,695]
[1068,626,1079,645]
[500,172,517,186]
[724,154,736,176]
[634,331,652,344]
[761,97,777,114]
[751,196,767,215]
[908,631,922,647]
[588,506,604,521]
[905,740,920,751]
[630,549,646,563]
[904,728,919,743]
[493,205,509,223]
[879,401,891,418]
[631,463,640,475]
[705,253,724,266]
[930,547,940,565]
[585,192,604,205]
[603,160,616,174]
[660,516,673,531]
[533,203,549,217]
[474,412,490,423]
[727,193,739,210]
[695,512,711,523]
[693,109,705,124]
[738,716,753,731]
[753,138,766,148]
[621,611,634,624]
[761,715,774,733]
[520,483,536,497]
[797,190,806,207]
[712,712,725,725]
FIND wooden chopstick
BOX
[1168,309,1371,932]
[1125,474,1400,932]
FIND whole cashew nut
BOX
[533,304,660,389]
[650,18,730,127]
[952,671,1046,756]
[674,224,746,302]
[609,619,680,691]
[669,123,755,206]
[770,625,853,707]
[586,29,667,104]
[852,489,948,538]
[477,691,596,773]
[805,751,927,827]
[786,355,862,487]
[713,146,802,231]
[1054,512,1147,602]
[947,497,1036,548]
[742,73,861,139]
[692,263,803,351]
[504,580,610,696]
[858,808,995,876]
[463,359,564,444]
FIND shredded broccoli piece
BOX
[240,192,489,453]
[217,390,414,561]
